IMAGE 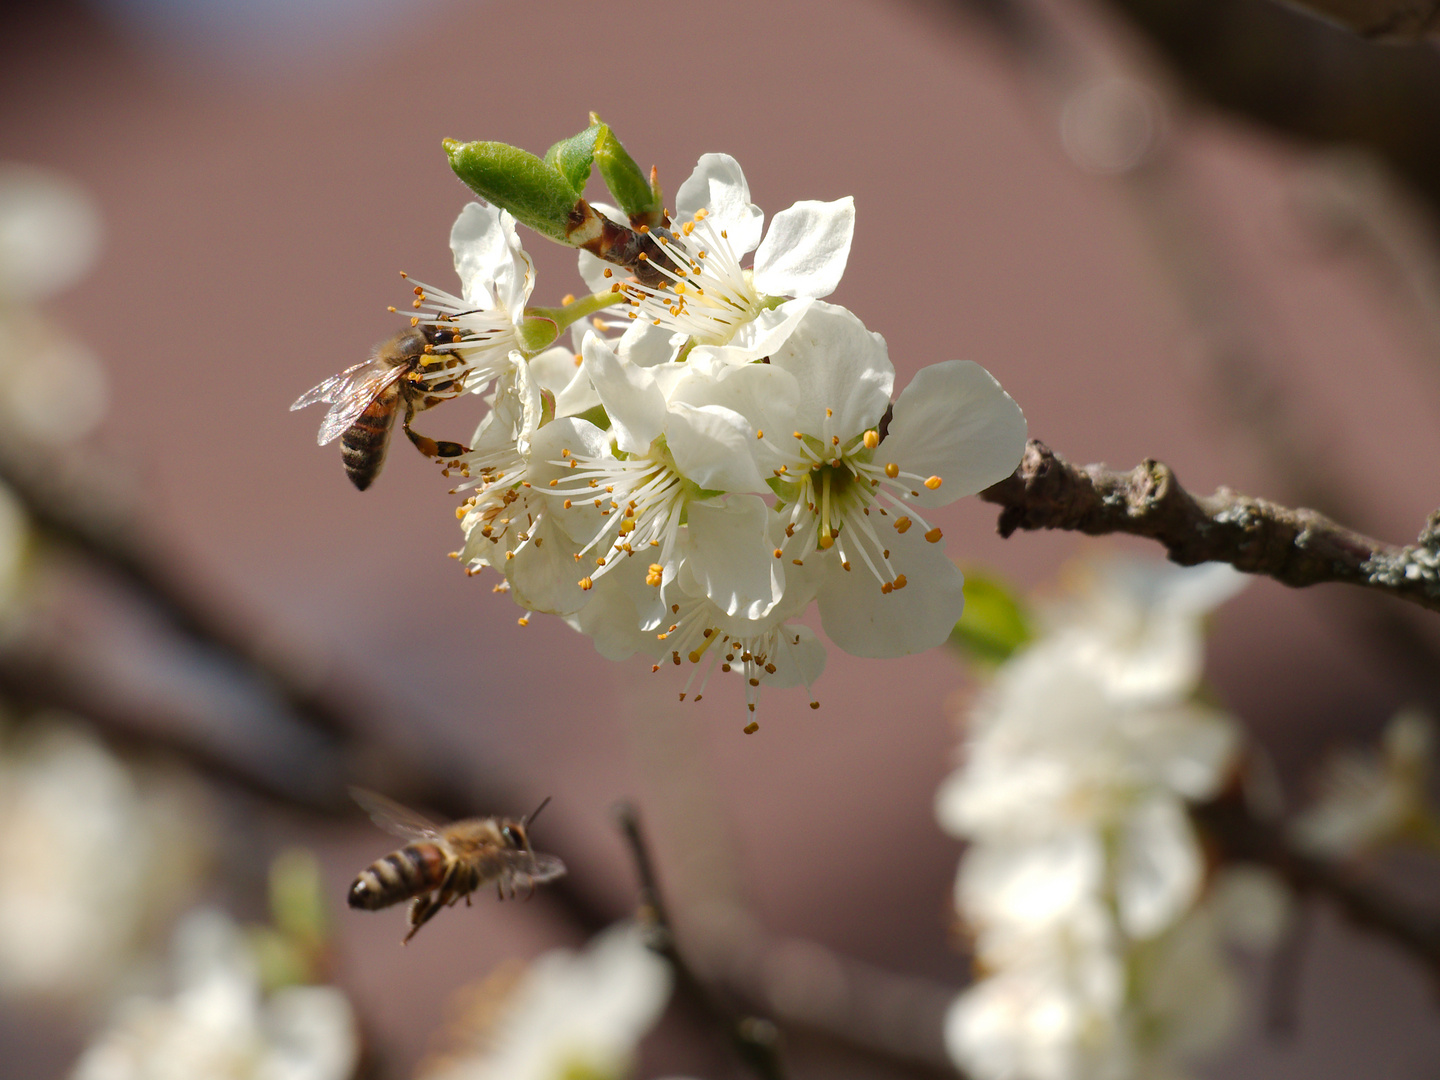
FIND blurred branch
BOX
[1270,0,1440,40]
[1195,791,1440,974]
[689,909,959,1074]
[0,441,356,742]
[981,439,1440,613]
[615,803,788,1080]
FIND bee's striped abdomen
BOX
[348,842,447,911]
[341,388,401,491]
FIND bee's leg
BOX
[496,881,504,902]
[402,414,470,461]
[464,891,472,907]
[404,893,442,944]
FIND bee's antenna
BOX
[524,795,552,826]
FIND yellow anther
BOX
[863,429,879,449]
[773,548,783,558]
[744,721,759,734]
[517,617,529,626]
[924,475,943,490]
[894,574,908,589]
[756,430,764,439]
[561,294,575,306]
[924,527,943,543]
[579,577,593,590]
[881,581,894,594]
[894,517,912,534]
[884,463,899,478]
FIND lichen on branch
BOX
[980,440,1440,613]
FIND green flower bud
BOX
[544,120,602,195]
[444,138,582,244]
[593,120,662,228]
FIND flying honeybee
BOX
[291,324,471,491]
[347,788,566,943]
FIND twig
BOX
[980,439,1440,614]
[614,803,787,1080]
[1193,791,1440,976]
[1230,0,1440,42]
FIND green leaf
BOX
[269,847,328,950]
[950,570,1031,665]
[444,139,581,243]
[544,120,602,195]
[594,122,661,224]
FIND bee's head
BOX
[500,822,529,850]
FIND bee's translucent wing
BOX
[294,361,408,446]
[291,359,373,411]
[526,853,567,883]
[350,787,445,842]
[513,851,567,885]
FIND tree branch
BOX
[980,440,1440,613]
[615,803,787,1080]
[1194,792,1440,975]
[1261,0,1440,41]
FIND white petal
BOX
[506,515,590,616]
[689,299,814,370]
[565,564,658,661]
[669,361,799,452]
[752,197,855,300]
[451,203,533,317]
[683,496,785,619]
[526,417,612,547]
[666,402,769,493]
[878,360,1027,507]
[1115,794,1202,939]
[816,527,965,658]
[762,624,827,689]
[526,346,600,420]
[673,153,764,256]
[617,319,685,368]
[960,832,1103,930]
[577,249,615,296]
[581,332,666,454]
[768,301,893,437]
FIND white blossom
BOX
[600,153,854,349]
[71,910,358,1080]
[937,558,1272,1080]
[440,156,1027,723]
[1291,708,1437,857]
[422,922,671,1080]
[0,717,211,1005]
[407,202,543,399]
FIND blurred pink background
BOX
[4,0,1440,1076]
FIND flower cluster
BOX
[0,715,212,1005]
[410,154,1027,726]
[1292,708,1439,858]
[71,909,358,1080]
[420,922,671,1080]
[936,558,1288,1080]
